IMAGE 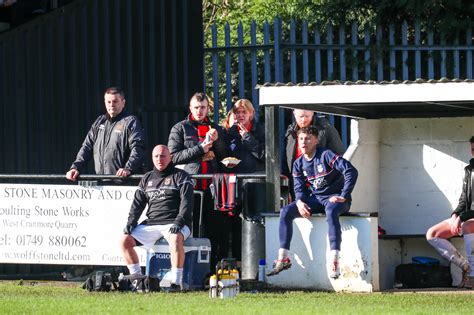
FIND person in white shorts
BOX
[426,136,474,288]
[120,145,194,291]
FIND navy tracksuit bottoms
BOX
[279,197,350,251]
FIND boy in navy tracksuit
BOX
[267,126,358,279]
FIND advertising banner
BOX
[0,183,148,266]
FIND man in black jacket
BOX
[168,92,227,177]
[426,136,474,288]
[120,145,193,291]
[66,87,146,180]
[168,92,227,268]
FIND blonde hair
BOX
[232,99,255,120]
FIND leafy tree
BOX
[203,0,474,42]
[203,0,324,46]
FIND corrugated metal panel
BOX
[0,0,203,174]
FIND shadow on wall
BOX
[378,117,473,235]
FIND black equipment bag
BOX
[83,271,160,293]
[117,275,160,293]
[144,276,160,292]
[84,271,116,292]
[395,263,452,288]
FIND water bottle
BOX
[209,275,217,298]
[231,269,240,295]
[218,274,234,299]
[258,259,266,282]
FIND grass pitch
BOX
[0,281,473,314]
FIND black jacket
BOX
[225,120,265,173]
[452,159,474,222]
[126,166,194,229]
[283,116,345,176]
[167,115,227,175]
[70,111,146,174]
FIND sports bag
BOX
[83,271,116,292]
[117,274,160,293]
[395,263,452,288]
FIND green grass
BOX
[0,282,473,315]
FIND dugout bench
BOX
[378,233,465,289]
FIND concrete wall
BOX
[378,117,474,235]
[344,119,380,214]
[347,117,474,234]
[265,215,379,292]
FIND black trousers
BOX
[194,189,241,271]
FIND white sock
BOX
[331,250,340,261]
[464,233,474,276]
[278,248,289,260]
[128,263,142,275]
[428,238,467,269]
[170,267,183,285]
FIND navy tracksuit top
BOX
[292,147,358,202]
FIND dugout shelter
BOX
[259,79,474,290]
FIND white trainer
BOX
[329,257,340,279]
[450,252,468,270]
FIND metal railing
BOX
[0,173,287,182]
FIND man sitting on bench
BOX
[120,145,194,292]
[426,136,474,288]
[267,126,358,279]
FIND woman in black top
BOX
[226,99,265,174]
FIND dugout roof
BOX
[258,79,474,119]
